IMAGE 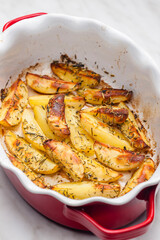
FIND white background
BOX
[0,0,160,239]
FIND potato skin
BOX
[43,139,84,181]
[80,112,133,150]
[0,79,28,127]
[94,142,145,171]
[64,95,85,111]
[7,153,45,188]
[52,181,120,199]
[26,72,79,94]
[119,159,155,196]
[79,88,132,105]
[81,105,128,125]
[5,131,60,174]
[51,61,101,88]
[47,94,70,138]
[119,102,150,149]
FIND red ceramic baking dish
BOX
[1,13,160,240]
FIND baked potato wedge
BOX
[64,95,85,111]
[119,102,150,149]
[78,152,122,182]
[5,131,60,174]
[0,79,28,127]
[94,142,145,171]
[47,94,70,138]
[7,153,45,188]
[33,105,61,140]
[52,181,120,199]
[43,139,84,181]
[80,113,133,150]
[119,158,155,196]
[81,105,128,125]
[65,107,94,154]
[79,88,132,105]
[51,61,100,88]
[22,109,47,151]
[26,72,79,94]
[29,95,54,108]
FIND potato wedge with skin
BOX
[64,95,85,111]
[5,131,60,174]
[43,139,84,181]
[119,102,150,149]
[65,107,94,154]
[94,142,145,171]
[81,105,128,125]
[7,153,45,188]
[29,95,54,108]
[79,88,132,105]
[33,105,61,140]
[26,72,79,94]
[119,159,155,196]
[80,113,133,150]
[0,79,28,127]
[52,181,120,199]
[51,61,101,88]
[22,109,47,151]
[78,152,122,182]
[47,94,70,138]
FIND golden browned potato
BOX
[119,102,150,149]
[51,61,101,88]
[0,79,28,127]
[26,72,79,94]
[119,159,155,196]
[7,153,45,188]
[81,105,128,125]
[52,181,120,199]
[22,109,47,151]
[78,152,122,182]
[43,139,84,181]
[64,95,85,111]
[94,142,145,171]
[33,105,61,140]
[80,112,133,150]
[29,95,54,108]
[47,94,70,138]
[79,88,132,105]
[65,107,94,154]
[5,131,60,174]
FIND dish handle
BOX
[2,12,47,32]
[63,186,156,240]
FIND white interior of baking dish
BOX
[0,14,160,206]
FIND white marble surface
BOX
[0,0,160,239]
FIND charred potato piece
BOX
[119,102,150,149]
[29,95,54,108]
[65,107,94,154]
[0,79,28,127]
[47,94,70,138]
[44,139,84,181]
[94,142,145,171]
[80,113,133,150]
[5,131,60,174]
[78,152,122,182]
[52,181,120,199]
[64,95,85,111]
[7,153,45,188]
[22,109,47,151]
[33,105,61,140]
[81,105,128,125]
[26,72,79,94]
[79,88,132,105]
[119,159,155,196]
[51,61,101,88]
